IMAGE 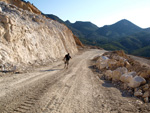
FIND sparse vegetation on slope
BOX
[76,20,150,57]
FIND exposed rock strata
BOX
[0,1,78,71]
[0,0,84,49]
[0,0,41,14]
[73,35,84,48]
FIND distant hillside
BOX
[66,21,99,43]
[92,19,143,39]
[45,14,65,24]
[70,21,99,36]
[44,14,84,48]
[44,14,97,38]
[144,28,150,32]
[119,31,150,56]
[44,14,150,57]
[83,19,150,57]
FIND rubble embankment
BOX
[93,50,150,103]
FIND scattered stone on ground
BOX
[93,50,150,103]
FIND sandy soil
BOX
[0,49,150,113]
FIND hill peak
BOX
[118,19,130,23]
[113,19,141,28]
[73,21,99,28]
[65,20,72,24]
[93,19,143,39]
[74,21,96,25]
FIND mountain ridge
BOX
[42,14,150,57]
[89,19,143,40]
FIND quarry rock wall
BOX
[0,1,78,70]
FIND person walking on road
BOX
[63,53,71,69]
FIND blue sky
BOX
[25,0,150,28]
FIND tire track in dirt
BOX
[2,51,86,113]
[2,68,69,112]
[41,50,104,113]
[41,56,86,113]
[2,49,149,113]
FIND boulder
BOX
[117,58,126,67]
[128,76,146,88]
[120,71,136,83]
[107,59,117,69]
[104,70,113,80]
[117,67,128,74]
[124,61,131,68]
[112,67,128,81]
[107,58,130,70]
[142,84,149,91]
[134,88,139,92]
[144,97,149,103]
[142,91,150,98]
[96,56,109,70]
[0,6,2,12]
[134,89,143,97]
[139,70,150,79]
[123,83,128,89]
[112,70,121,81]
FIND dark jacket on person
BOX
[65,53,71,61]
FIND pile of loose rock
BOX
[94,50,150,103]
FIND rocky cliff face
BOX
[73,35,84,48]
[0,0,41,14]
[0,1,78,71]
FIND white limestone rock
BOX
[144,97,149,103]
[128,76,146,88]
[0,2,78,70]
[96,56,109,69]
[142,84,149,91]
[104,70,113,80]
[112,67,128,81]
[107,59,117,69]
[134,89,143,97]
[142,91,150,98]
[0,6,2,12]
[120,71,136,83]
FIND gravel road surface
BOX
[0,49,150,113]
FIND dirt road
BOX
[0,49,150,113]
